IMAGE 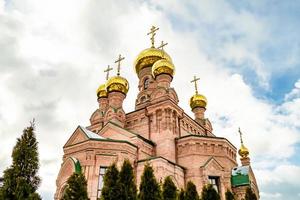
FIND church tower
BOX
[55,26,259,200]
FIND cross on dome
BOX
[114,54,125,76]
[239,127,244,144]
[158,40,168,50]
[147,26,159,48]
[191,75,200,94]
[104,65,113,80]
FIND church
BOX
[54,26,259,200]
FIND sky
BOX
[0,0,300,199]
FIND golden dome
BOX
[106,76,129,95]
[238,144,249,158]
[134,48,172,74]
[152,59,175,78]
[96,84,108,98]
[190,94,207,110]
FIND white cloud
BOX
[285,79,300,101]
[0,1,299,200]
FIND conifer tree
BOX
[177,189,185,200]
[185,181,199,200]
[61,172,88,200]
[138,163,161,200]
[0,121,41,200]
[245,187,257,200]
[119,160,137,200]
[225,189,235,200]
[201,184,220,200]
[101,163,121,200]
[162,176,177,200]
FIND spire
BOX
[104,65,113,80]
[239,127,244,144]
[114,54,125,76]
[238,128,250,159]
[147,26,159,48]
[191,75,200,95]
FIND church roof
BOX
[79,125,104,139]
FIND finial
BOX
[191,75,200,95]
[158,40,168,58]
[104,65,113,80]
[114,54,125,76]
[147,26,159,48]
[239,127,244,144]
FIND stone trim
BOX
[138,156,186,170]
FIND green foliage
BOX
[245,187,257,200]
[162,176,177,200]
[185,181,199,200]
[177,189,185,200]
[0,122,41,200]
[61,172,88,200]
[119,160,137,200]
[225,190,235,200]
[138,163,161,200]
[201,184,220,200]
[101,163,121,200]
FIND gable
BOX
[64,126,105,147]
[99,122,136,141]
[201,156,224,171]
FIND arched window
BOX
[144,78,150,89]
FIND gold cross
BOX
[104,65,113,80]
[114,54,125,76]
[158,41,168,58]
[191,75,200,94]
[238,127,244,144]
[158,40,168,51]
[147,26,159,48]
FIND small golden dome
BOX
[106,76,129,95]
[152,59,175,78]
[238,144,249,158]
[134,48,172,74]
[96,84,108,98]
[190,94,207,110]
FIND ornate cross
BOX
[104,65,113,80]
[114,54,125,76]
[147,26,159,48]
[158,41,168,58]
[191,75,200,94]
[238,127,244,144]
[158,40,168,50]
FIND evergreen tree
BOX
[162,176,177,200]
[0,121,41,200]
[201,184,220,200]
[119,160,137,200]
[177,189,185,200]
[245,187,257,200]
[101,163,121,200]
[138,163,161,200]
[225,189,235,200]
[185,181,199,200]
[61,172,88,200]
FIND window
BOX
[97,167,107,198]
[144,78,150,89]
[208,176,219,193]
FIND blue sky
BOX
[0,0,299,199]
